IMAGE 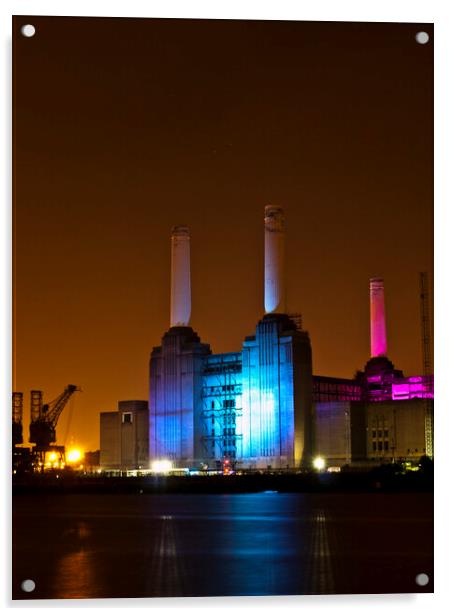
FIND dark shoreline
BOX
[12,468,434,495]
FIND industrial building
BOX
[100,400,149,470]
[148,209,313,470]
[143,207,434,471]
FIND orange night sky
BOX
[13,17,433,451]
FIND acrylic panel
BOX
[12,16,433,599]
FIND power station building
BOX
[149,209,314,470]
[144,207,434,471]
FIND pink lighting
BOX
[370,278,387,357]
[392,376,434,400]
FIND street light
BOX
[313,456,326,471]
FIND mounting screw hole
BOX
[21,579,36,592]
[21,24,36,38]
[415,573,429,586]
[415,31,429,45]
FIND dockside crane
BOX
[29,384,80,466]
[12,392,32,473]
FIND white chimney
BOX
[170,225,191,327]
[264,205,286,314]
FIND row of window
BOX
[202,385,242,397]
[372,429,389,438]
[209,399,237,410]
[223,427,235,436]
[224,439,236,448]
[372,441,389,452]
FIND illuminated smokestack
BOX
[170,225,191,327]
[370,277,387,357]
[264,205,285,314]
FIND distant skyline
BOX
[13,17,433,450]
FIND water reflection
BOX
[204,493,306,595]
[12,492,433,598]
[147,515,186,596]
[51,522,100,599]
[304,510,334,594]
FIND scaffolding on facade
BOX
[201,355,243,463]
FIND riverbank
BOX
[12,465,433,495]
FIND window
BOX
[378,442,383,451]
[122,412,132,424]
[384,441,389,451]
[372,442,377,452]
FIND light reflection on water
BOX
[49,522,101,599]
[13,492,433,598]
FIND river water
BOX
[12,491,433,598]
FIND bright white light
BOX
[67,448,83,464]
[151,459,173,473]
[313,456,326,471]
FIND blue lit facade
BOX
[241,314,313,468]
[201,353,243,463]
[149,314,314,469]
[149,325,434,469]
[149,327,210,465]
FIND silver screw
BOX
[21,24,36,38]
[415,32,429,45]
[21,579,36,592]
[415,573,429,586]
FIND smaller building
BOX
[365,399,430,463]
[100,400,149,470]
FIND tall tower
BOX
[370,277,388,357]
[264,205,286,314]
[149,226,210,466]
[170,225,191,327]
[241,206,313,469]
